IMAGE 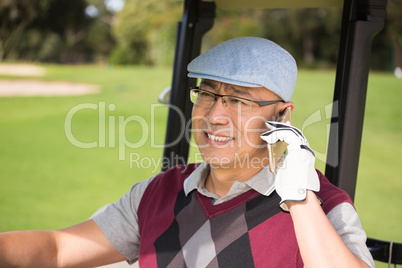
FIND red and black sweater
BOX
[137,164,352,267]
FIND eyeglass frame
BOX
[190,87,284,109]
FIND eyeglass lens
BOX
[190,90,252,113]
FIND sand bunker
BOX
[0,63,99,97]
[0,79,99,97]
[0,63,46,76]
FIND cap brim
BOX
[188,72,261,88]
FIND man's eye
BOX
[199,91,213,97]
[228,97,246,105]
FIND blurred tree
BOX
[1,0,399,69]
[203,9,264,52]
[202,7,342,68]
[111,0,182,66]
[387,0,402,69]
[0,0,115,63]
[84,17,116,63]
[29,0,91,62]
[0,0,49,59]
[83,0,116,63]
[259,8,342,68]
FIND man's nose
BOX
[207,97,229,124]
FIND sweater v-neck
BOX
[196,189,260,218]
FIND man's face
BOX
[191,79,289,170]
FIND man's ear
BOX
[276,101,294,116]
[268,101,293,122]
[283,101,295,111]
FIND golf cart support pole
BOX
[162,0,215,171]
[325,0,387,201]
[323,2,402,262]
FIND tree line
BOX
[1,0,400,70]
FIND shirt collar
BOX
[183,162,276,197]
[183,162,209,196]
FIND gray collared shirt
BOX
[183,162,276,204]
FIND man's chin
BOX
[202,152,269,170]
[202,156,234,169]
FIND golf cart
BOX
[160,0,401,265]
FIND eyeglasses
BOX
[190,87,284,114]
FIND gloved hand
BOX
[260,121,320,211]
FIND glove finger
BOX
[265,121,291,130]
[260,130,280,144]
[261,121,296,139]
[260,121,280,144]
[264,121,278,130]
[269,122,304,139]
[261,128,301,146]
[300,144,315,157]
[261,123,297,144]
[261,122,314,155]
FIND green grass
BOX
[0,64,172,230]
[0,65,401,267]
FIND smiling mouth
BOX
[206,133,234,142]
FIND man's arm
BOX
[287,191,371,268]
[0,219,126,267]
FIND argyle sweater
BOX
[137,164,353,267]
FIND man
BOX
[0,37,374,267]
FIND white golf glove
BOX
[260,121,320,211]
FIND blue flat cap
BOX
[188,37,297,102]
